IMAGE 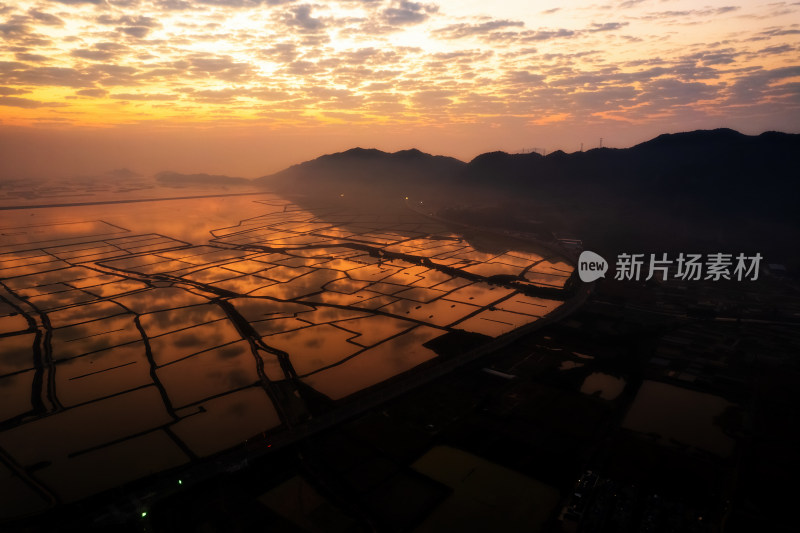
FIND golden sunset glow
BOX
[1,0,799,176]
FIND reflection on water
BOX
[0,371,34,423]
[411,445,560,532]
[0,333,35,374]
[0,191,575,519]
[55,342,151,407]
[139,304,228,337]
[622,380,735,457]
[302,325,443,400]
[580,372,626,400]
[171,388,281,458]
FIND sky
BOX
[0,0,799,178]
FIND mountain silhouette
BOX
[456,128,798,219]
[258,147,465,197]
[256,129,799,262]
[259,129,798,217]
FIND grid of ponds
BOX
[0,194,574,519]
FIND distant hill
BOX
[459,128,799,222]
[257,147,465,197]
[156,171,250,186]
[258,130,799,219]
[106,168,141,179]
[256,129,799,262]
[66,168,143,182]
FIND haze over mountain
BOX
[130,129,798,264]
[256,129,800,264]
[155,171,250,187]
[258,148,466,198]
[259,129,798,217]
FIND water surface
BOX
[0,189,575,519]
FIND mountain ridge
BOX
[258,128,800,189]
[251,129,799,262]
[253,128,800,224]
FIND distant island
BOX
[155,171,250,186]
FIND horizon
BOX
[2,126,796,181]
[1,1,799,178]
